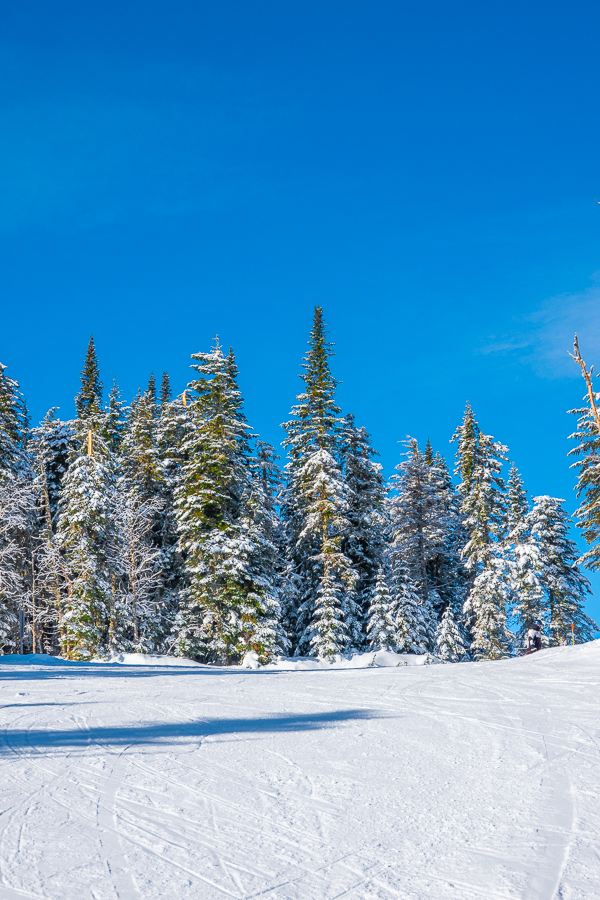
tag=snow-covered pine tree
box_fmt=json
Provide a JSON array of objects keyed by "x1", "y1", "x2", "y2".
[
  {"x1": 0, "y1": 360, "x2": 29, "y2": 477},
  {"x1": 435, "y1": 604, "x2": 469, "y2": 662},
  {"x1": 388, "y1": 438, "x2": 452, "y2": 648},
  {"x1": 174, "y1": 340, "x2": 285, "y2": 663},
  {"x1": 568, "y1": 335, "x2": 600, "y2": 571},
  {"x1": 502, "y1": 464, "x2": 544, "y2": 647},
  {"x1": 281, "y1": 307, "x2": 360, "y2": 658},
  {"x1": 339, "y1": 414, "x2": 386, "y2": 638},
  {"x1": 389, "y1": 555, "x2": 428, "y2": 653},
  {"x1": 104, "y1": 380, "x2": 127, "y2": 455},
  {"x1": 32, "y1": 410, "x2": 77, "y2": 526},
  {"x1": 366, "y1": 566, "x2": 397, "y2": 651},
  {"x1": 524, "y1": 496, "x2": 597, "y2": 645},
  {"x1": 75, "y1": 336, "x2": 103, "y2": 422},
  {"x1": 160, "y1": 371, "x2": 172, "y2": 408},
  {"x1": 452, "y1": 403, "x2": 513, "y2": 660},
  {"x1": 425, "y1": 449, "x2": 470, "y2": 620},
  {"x1": 506, "y1": 464, "x2": 529, "y2": 536},
  {"x1": 0, "y1": 474, "x2": 36, "y2": 652},
  {"x1": 111, "y1": 485, "x2": 162, "y2": 651},
  {"x1": 155, "y1": 384, "x2": 188, "y2": 641},
  {"x1": 56, "y1": 339, "x2": 118, "y2": 659},
  {"x1": 121, "y1": 377, "x2": 162, "y2": 503},
  {"x1": 27, "y1": 410, "x2": 78, "y2": 653},
  {"x1": 0, "y1": 361, "x2": 36, "y2": 652}
]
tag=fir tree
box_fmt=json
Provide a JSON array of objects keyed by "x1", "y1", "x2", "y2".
[
  {"x1": 388, "y1": 438, "x2": 464, "y2": 647},
  {"x1": 121, "y1": 388, "x2": 162, "y2": 503},
  {"x1": 525, "y1": 496, "x2": 597, "y2": 645},
  {"x1": 366, "y1": 566, "x2": 397, "y2": 651},
  {"x1": 568, "y1": 343, "x2": 600, "y2": 570},
  {"x1": 175, "y1": 340, "x2": 285, "y2": 663},
  {"x1": 281, "y1": 307, "x2": 359, "y2": 657},
  {"x1": 155, "y1": 391, "x2": 189, "y2": 636},
  {"x1": 426, "y1": 449, "x2": 470, "y2": 619},
  {"x1": 390, "y1": 557, "x2": 428, "y2": 653},
  {"x1": 75, "y1": 336, "x2": 103, "y2": 423},
  {"x1": 506, "y1": 464, "x2": 529, "y2": 536},
  {"x1": 160, "y1": 372, "x2": 172, "y2": 408},
  {"x1": 111, "y1": 485, "x2": 162, "y2": 651},
  {"x1": 56, "y1": 431, "x2": 117, "y2": 659},
  {"x1": 339, "y1": 414, "x2": 386, "y2": 635},
  {"x1": 31, "y1": 410, "x2": 77, "y2": 527},
  {"x1": 104, "y1": 380, "x2": 127, "y2": 454},
  {"x1": 56, "y1": 343, "x2": 117, "y2": 659},
  {"x1": 435, "y1": 605, "x2": 469, "y2": 662},
  {"x1": 452, "y1": 404, "x2": 513, "y2": 659},
  {"x1": 502, "y1": 464, "x2": 542, "y2": 646},
  {"x1": 0, "y1": 361, "x2": 29, "y2": 476},
  {"x1": 0, "y1": 473, "x2": 37, "y2": 653},
  {"x1": 389, "y1": 439, "x2": 440, "y2": 623}
]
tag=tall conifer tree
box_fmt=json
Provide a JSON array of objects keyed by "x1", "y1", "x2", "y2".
[
  {"x1": 281, "y1": 308, "x2": 359, "y2": 657},
  {"x1": 339, "y1": 414, "x2": 386, "y2": 636},
  {"x1": 174, "y1": 341, "x2": 285, "y2": 663},
  {"x1": 524, "y1": 496, "x2": 596, "y2": 645},
  {"x1": 452, "y1": 404, "x2": 513, "y2": 659},
  {"x1": 56, "y1": 341, "x2": 117, "y2": 659}
]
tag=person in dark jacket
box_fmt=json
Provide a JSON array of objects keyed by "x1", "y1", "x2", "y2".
[{"x1": 527, "y1": 620, "x2": 542, "y2": 652}]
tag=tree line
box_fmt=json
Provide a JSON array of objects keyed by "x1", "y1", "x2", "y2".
[{"x1": 0, "y1": 308, "x2": 597, "y2": 663}]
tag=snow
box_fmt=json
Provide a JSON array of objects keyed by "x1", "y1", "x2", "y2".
[{"x1": 1, "y1": 643, "x2": 600, "y2": 899}]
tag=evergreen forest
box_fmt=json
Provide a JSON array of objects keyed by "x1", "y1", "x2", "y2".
[{"x1": 0, "y1": 309, "x2": 598, "y2": 663}]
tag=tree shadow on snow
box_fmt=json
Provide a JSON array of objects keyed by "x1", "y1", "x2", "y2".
[{"x1": 0, "y1": 707, "x2": 383, "y2": 753}]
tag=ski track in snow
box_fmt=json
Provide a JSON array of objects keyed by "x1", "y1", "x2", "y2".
[{"x1": 1, "y1": 645, "x2": 600, "y2": 899}]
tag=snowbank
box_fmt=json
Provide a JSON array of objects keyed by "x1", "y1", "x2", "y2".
[
  {"x1": 102, "y1": 652, "x2": 209, "y2": 667},
  {"x1": 262, "y1": 649, "x2": 440, "y2": 670}
]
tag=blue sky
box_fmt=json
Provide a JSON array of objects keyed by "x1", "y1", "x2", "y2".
[{"x1": 1, "y1": 0, "x2": 600, "y2": 617}]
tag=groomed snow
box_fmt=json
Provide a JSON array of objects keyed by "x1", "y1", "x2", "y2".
[{"x1": 1, "y1": 643, "x2": 599, "y2": 899}]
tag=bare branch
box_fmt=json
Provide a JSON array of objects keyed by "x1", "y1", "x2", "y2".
[{"x1": 569, "y1": 334, "x2": 600, "y2": 437}]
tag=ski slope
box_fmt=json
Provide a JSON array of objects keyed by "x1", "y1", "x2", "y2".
[{"x1": 1, "y1": 644, "x2": 599, "y2": 900}]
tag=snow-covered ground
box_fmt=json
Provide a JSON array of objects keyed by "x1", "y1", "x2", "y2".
[{"x1": 1, "y1": 644, "x2": 599, "y2": 900}]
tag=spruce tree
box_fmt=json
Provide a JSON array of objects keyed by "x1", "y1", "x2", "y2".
[
  {"x1": 569, "y1": 366, "x2": 600, "y2": 570},
  {"x1": 155, "y1": 390, "x2": 189, "y2": 637},
  {"x1": 388, "y1": 438, "x2": 467, "y2": 647},
  {"x1": 31, "y1": 410, "x2": 77, "y2": 526},
  {"x1": 388, "y1": 439, "x2": 442, "y2": 641},
  {"x1": 104, "y1": 380, "x2": 127, "y2": 454},
  {"x1": 435, "y1": 605, "x2": 469, "y2": 662},
  {"x1": 56, "y1": 342, "x2": 117, "y2": 659},
  {"x1": 121, "y1": 384, "x2": 162, "y2": 503},
  {"x1": 366, "y1": 566, "x2": 397, "y2": 651},
  {"x1": 502, "y1": 464, "x2": 542, "y2": 647},
  {"x1": 160, "y1": 371, "x2": 172, "y2": 408},
  {"x1": 174, "y1": 340, "x2": 285, "y2": 663},
  {"x1": 390, "y1": 557, "x2": 428, "y2": 653},
  {"x1": 452, "y1": 404, "x2": 513, "y2": 660},
  {"x1": 281, "y1": 307, "x2": 359, "y2": 657},
  {"x1": 339, "y1": 414, "x2": 386, "y2": 636},
  {"x1": 0, "y1": 360, "x2": 29, "y2": 476},
  {"x1": 506, "y1": 464, "x2": 529, "y2": 536},
  {"x1": 426, "y1": 450, "x2": 470, "y2": 620},
  {"x1": 75, "y1": 336, "x2": 103, "y2": 422},
  {"x1": 525, "y1": 496, "x2": 596, "y2": 645},
  {"x1": 56, "y1": 430, "x2": 117, "y2": 658}
]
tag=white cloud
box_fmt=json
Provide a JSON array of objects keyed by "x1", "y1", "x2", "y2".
[{"x1": 479, "y1": 279, "x2": 600, "y2": 379}]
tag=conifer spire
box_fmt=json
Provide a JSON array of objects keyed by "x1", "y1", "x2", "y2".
[
  {"x1": 160, "y1": 372, "x2": 172, "y2": 407},
  {"x1": 75, "y1": 336, "x2": 103, "y2": 422},
  {"x1": 281, "y1": 307, "x2": 359, "y2": 657},
  {"x1": 146, "y1": 373, "x2": 156, "y2": 407}
]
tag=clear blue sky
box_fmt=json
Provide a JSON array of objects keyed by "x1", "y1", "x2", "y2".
[{"x1": 2, "y1": 0, "x2": 600, "y2": 617}]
